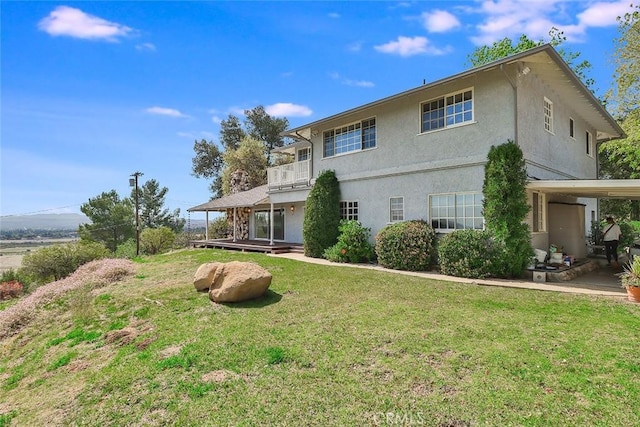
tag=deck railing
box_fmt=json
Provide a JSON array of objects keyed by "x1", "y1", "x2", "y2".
[{"x1": 267, "y1": 160, "x2": 310, "y2": 188}]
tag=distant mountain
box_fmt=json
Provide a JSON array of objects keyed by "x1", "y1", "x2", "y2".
[
  {"x1": 0, "y1": 213, "x2": 209, "y2": 231},
  {"x1": 0, "y1": 213, "x2": 90, "y2": 231}
]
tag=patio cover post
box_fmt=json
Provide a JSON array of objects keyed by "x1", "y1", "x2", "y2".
[
  {"x1": 205, "y1": 211, "x2": 209, "y2": 240},
  {"x1": 269, "y1": 203, "x2": 274, "y2": 245},
  {"x1": 233, "y1": 207, "x2": 237, "y2": 242}
]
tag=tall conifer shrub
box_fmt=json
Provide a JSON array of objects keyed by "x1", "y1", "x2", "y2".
[
  {"x1": 303, "y1": 170, "x2": 341, "y2": 258},
  {"x1": 483, "y1": 140, "x2": 533, "y2": 277}
]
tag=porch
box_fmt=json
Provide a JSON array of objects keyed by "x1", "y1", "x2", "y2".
[{"x1": 190, "y1": 239, "x2": 304, "y2": 255}]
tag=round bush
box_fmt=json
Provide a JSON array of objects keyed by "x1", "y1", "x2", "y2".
[
  {"x1": 324, "y1": 220, "x2": 375, "y2": 263},
  {"x1": 374, "y1": 220, "x2": 435, "y2": 271},
  {"x1": 438, "y1": 229, "x2": 504, "y2": 279}
]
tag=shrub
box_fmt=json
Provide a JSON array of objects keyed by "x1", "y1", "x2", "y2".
[
  {"x1": 115, "y1": 238, "x2": 138, "y2": 259},
  {"x1": 140, "y1": 226, "x2": 176, "y2": 255},
  {"x1": 303, "y1": 170, "x2": 341, "y2": 258},
  {"x1": 22, "y1": 241, "x2": 110, "y2": 284},
  {"x1": 324, "y1": 220, "x2": 375, "y2": 263},
  {"x1": 438, "y1": 229, "x2": 505, "y2": 279},
  {"x1": 375, "y1": 220, "x2": 435, "y2": 271},
  {"x1": 208, "y1": 216, "x2": 230, "y2": 238},
  {"x1": 483, "y1": 140, "x2": 532, "y2": 277}
]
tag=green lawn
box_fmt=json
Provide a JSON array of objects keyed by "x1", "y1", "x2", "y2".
[{"x1": 1, "y1": 249, "x2": 639, "y2": 426}]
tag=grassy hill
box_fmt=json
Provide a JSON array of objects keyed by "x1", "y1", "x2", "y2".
[{"x1": 1, "y1": 249, "x2": 639, "y2": 426}]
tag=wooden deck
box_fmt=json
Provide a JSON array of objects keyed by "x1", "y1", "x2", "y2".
[{"x1": 190, "y1": 239, "x2": 303, "y2": 254}]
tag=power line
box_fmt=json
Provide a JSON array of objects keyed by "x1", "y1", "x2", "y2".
[{"x1": 0, "y1": 205, "x2": 84, "y2": 218}]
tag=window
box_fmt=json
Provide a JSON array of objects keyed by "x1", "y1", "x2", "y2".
[
  {"x1": 340, "y1": 201, "x2": 359, "y2": 221},
  {"x1": 544, "y1": 97, "x2": 553, "y2": 133},
  {"x1": 323, "y1": 117, "x2": 376, "y2": 158},
  {"x1": 429, "y1": 193, "x2": 484, "y2": 231},
  {"x1": 532, "y1": 192, "x2": 546, "y2": 232},
  {"x1": 389, "y1": 197, "x2": 404, "y2": 222},
  {"x1": 297, "y1": 147, "x2": 310, "y2": 162},
  {"x1": 569, "y1": 118, "x2": 575, "y2": 138},
  {"x1": 586, "y1": 131, "x2": 593, "y2": 157},
  {"x1": 253, "y1": 209, "x2": 284, "y2": 240},
  {"x1": 421, "y1": 88, "x2": 473, "y2": 133}
]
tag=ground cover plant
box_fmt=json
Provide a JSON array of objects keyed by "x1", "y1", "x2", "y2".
[{"x1": 1, "y1": 249, "x2": 639, "y2": 426}]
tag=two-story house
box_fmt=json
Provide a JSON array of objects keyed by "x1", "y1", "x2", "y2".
[{"x1": 190, "y1": 44, "x2": 638, "y2": 258}]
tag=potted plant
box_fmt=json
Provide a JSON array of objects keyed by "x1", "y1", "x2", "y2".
[{"x1": 620, "y1": 257, "x2": 640, "y2": 303}]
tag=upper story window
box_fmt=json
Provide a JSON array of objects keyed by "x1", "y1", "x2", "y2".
[
  {"x1": 340, "y1": 201, "x2": 359, "y2": 221},
  {"x1": 569, "y1": 118, "x2": 575, "y2": 139},
  {"x1": 586, "y1": 131, "x2": 593, "y2": 157},
  {"x1": 297, "y1": 147, "x2": 310, "y2": 162},
  {"x1": 323, "y1": 117, "x2": 376, "y2": 158},
  {"x1": 544, "y1": 97, "x2": 553, "y2": 133},
  {"x1": 421, "y1": 88, "x2": 473, "y2": 133}
]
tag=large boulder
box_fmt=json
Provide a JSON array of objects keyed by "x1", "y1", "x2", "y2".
[
  {"x1": 193, "y1": 262, "x2": 222, "y2": 291},
  {"x1": 209, "y1": 261, "x2": 272, "y2": 303}
]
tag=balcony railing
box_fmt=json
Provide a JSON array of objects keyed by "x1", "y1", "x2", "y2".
[{"x1": 267, "y1": 160, "x2": 310, "y2": 189}]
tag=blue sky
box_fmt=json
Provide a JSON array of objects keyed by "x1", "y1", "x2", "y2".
[{"x1": 0, "y1": 1, "x2": 633, "y2": 221}]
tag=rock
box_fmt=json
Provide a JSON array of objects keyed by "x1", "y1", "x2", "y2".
[
  {"x1": 193, "y1": 262, "x2": 222, "y2": 291},
  {"x1": 209, "y1": 261, "x2": 272, "y2": 303}
]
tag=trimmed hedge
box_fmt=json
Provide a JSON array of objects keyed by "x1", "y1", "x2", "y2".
[
  {"x1": 375, "y1": 220, "x2": 435, "y2": 271},
  {"x1": 438, "y1": 229, "x2": 505, "y2": 279}
]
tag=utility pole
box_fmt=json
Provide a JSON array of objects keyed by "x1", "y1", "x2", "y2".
[{"x1": 129, "y1": 171, "x2": 143, "y2": 256}]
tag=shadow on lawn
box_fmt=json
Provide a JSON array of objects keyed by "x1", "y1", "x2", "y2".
[{"x1": 221, "y1": 289, "x2": 283, "y2": 308}]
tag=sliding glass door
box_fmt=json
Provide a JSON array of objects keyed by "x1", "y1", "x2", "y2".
[{"x1": 254, "y1": 209, "x2": 284, "y2": 240}]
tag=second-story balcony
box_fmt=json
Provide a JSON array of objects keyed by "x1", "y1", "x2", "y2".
[{"x1": 267, "y1": 159, "x2": 311, "y2": 189}]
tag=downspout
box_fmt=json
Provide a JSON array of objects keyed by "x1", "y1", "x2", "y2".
[{"x1": 500, "y1": 64, "x2": 518, "y2": 144}]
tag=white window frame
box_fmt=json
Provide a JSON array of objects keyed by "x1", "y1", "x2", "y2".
[
  {"x1": 420, "y1": 87, "x2": 474, "y2": 133},
  {"x1": 569, "y1": 117, "x2": 575, "y2": 139},
  {"x1": 389, "y1": 197, "x2": 404, "y2": 223},
  {"x1": 532, "y1": 192, "x2": 546, "y2": 233},
  {"x1": 586, "y1": 131, "x2": 593, "y2": 157},
  {"x1": 323, "y1": 117, "x2": 376, "y2": 158},
  {"x1": 544, "y1": 97, "x2": 554, "y2": 134},
  {"x1": 340, "y1": 200, "x2": 359, "y2": 221},
  {"x1": 297, "y1": 147, "x2": 310, "y2": 162},
  {"x1": 429, "y1": 192, "x2": 484, "y2": 232}
]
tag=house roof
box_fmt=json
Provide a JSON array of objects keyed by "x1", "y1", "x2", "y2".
[
  {"x1": 528, "y1": 179, "x2": 640, "y2": 200},
  {"x1": 187, "y1": 185, "x2": 270, "y2": 212},
  {"x1": 282, "y1": 44, "x2": 624, "y2": 142}
]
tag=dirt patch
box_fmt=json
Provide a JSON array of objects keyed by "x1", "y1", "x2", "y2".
[
  {"x1": 201, "y1": 369, "x2": 239, "y2": 383},
  {"x1": 158, "y1": 344, "x2": 183, "y2": 359}
]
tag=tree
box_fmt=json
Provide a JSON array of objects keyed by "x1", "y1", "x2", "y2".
[
  {"x1": 192, "y1": 105, "x2": 290, "y2": 198},
  {"x1": 192, "y1": 138, "x2": 224, "y2": 197},
  {"x1": 303, "y1": 170, "x2": 341, "y2": 258},
  {"x1": 219, "y1": 114, "x2": 245, "y2": 151},
  {"x1": 468, "y1": 28, "x2": 594, "y2": 91},
  {"x1": 79, "y1": 190, "x2": 134, "y2": 252},
  {"x1": 220, "y1": 137, "x2": 269, "y2": 195},
  {"x1": 132, "y1": 179, "x2": 185, "y2": 232},
  {"x1": 244, "y1": 105, "x2": 289, "y2": 159},
  {"x1": 483, "y1": 140, "x2": 532, "y2": 277},
  {"x1": 600, "y1": 3, "x2": 640, "y2": 219},
  {"x1": 609, "y1": 3, "x2": 639, "y2": 116}
]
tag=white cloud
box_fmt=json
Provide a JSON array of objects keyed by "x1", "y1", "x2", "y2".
[
  {"x1": 211, "y1": 115, "x2": 223, "y2": 124},
  {"x1": 177, "y1": 131, "x2": 215, "y2": 140},
  {"x1": 328, "y1": 12, "x2": 341, "y2": 19},
  {"x1": 329, "y1": 72, "x2": 375, "y2": 88},
  {"x1": 421, "y1": 10, "x2": 461, "y2": 33},
  {"x1": 136, "y1": 42, "x2": 156, "y2": 52},
  {"x1": 374, "y1": 36, "x2": 450, "y2": 57},
  {"x1": 347, "y1": 41, "x2": 363, "y2": 52},
  {"x1": 265, "y1": 103, "x2": 313, "y2": 117},
  {"x1": 578, "y1": 0, "x2": 631, "y2": 27},
  {"x1": 470, "y1": 0, "x2": 632, "y2": 45},
  {"x1": 145, "y1": 106, "x2": 187, "y2": 118},
  {"x1": 38, "y1": 6, "x2": 134, "y2": 42}
]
